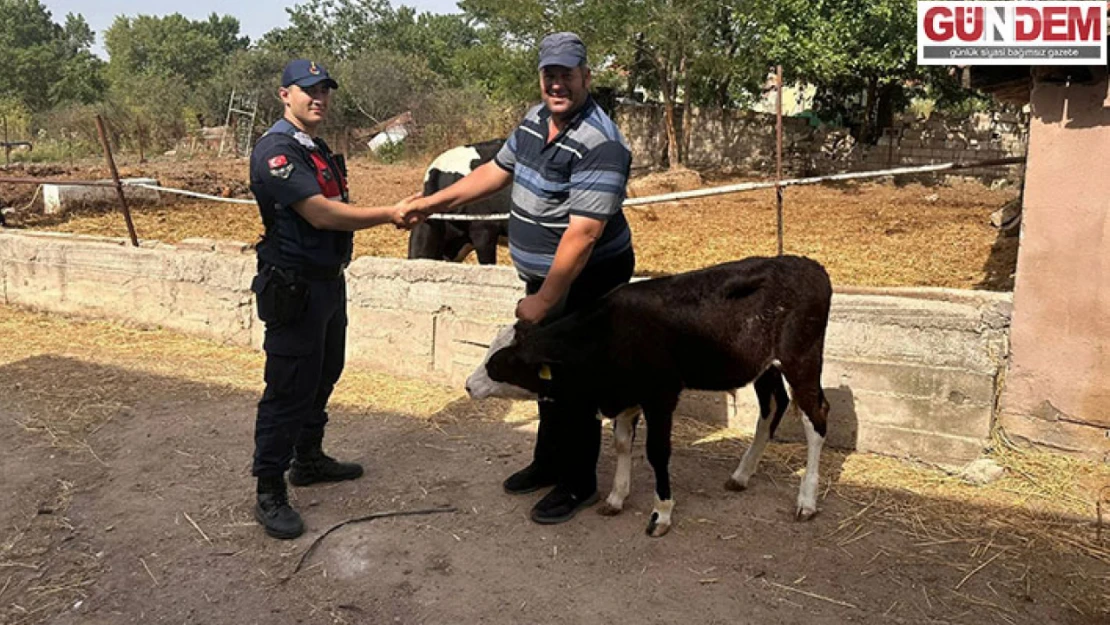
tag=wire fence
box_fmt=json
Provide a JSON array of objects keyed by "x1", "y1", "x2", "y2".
[{"x1": 1, "y1": 157, "x2": 1024, "y2": 232}]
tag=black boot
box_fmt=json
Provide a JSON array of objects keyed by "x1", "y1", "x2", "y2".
[
  {"x1": 503, "y1": 462, "x2": 557, "y2": 494},
  {"x1": 254, "y1": 475, "x2": 304, "y2": 539},
  {"x1": 288, "y1": 438, "x2": 364, "y2": 487},
  {"x1": 504, "y1": 400, "x2": 559, "y2": 494},
  {"x1": 530, "y1": 485, "x2": 599, "y2": 524}
]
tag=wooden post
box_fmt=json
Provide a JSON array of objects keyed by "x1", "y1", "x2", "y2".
[
  {"x1": 95, "y1": 115, "x2": 139, "y2": 247},
  {"x1": 3, "y1": 116, "x2": 9, "y2": 166},
  {"x1": 886, "y1": 128, "x2": 896, "y2": 168},
  {"x1": 775, "y1": 65, "x2": 784, "y2": 256}
]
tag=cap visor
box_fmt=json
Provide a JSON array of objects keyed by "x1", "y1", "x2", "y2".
[
  {"x1": 294, "y1": 75, "x2": 339, "y2": 90},
  {"x1": 538, "y1": 54, "x2": 583, "y2": 69}
]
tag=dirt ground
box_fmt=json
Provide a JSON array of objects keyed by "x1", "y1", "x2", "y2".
[
  {"x1": 1, "y1": 155, "x2": 1021, "y2": 290},
  {"x1": 1, "y1": 305, "x2": 1107, "y2": 625}
]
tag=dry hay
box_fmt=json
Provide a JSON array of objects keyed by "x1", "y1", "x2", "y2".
[
  {"x1": 5, "y1": 157, "x2": 1020, "y2": 290},
  {"x1": 674, "y1": 414, "x2": 1110, "y2": 614},
  {"x1": 0, "y1": 304, "x2": 525, "y2": 444},
  {"x1": 1, "y1": 307, "x2": 110, "y2": 624},
  {"x1": 627, "y1": 167, "x2": 705, "y2": 197},
  {"x1": 0, "y1": 477, "x2": 102, "y2": 625}
]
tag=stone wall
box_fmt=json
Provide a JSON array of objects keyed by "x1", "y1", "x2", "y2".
[
  {"x1": 0, "y1": 230, "x2": 1015, "y2": 467},
  {"x1": 615, "y1": 104, "x2": 1027, "y2": 183}
]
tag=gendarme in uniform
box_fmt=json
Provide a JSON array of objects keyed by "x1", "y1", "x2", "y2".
[{"x1": 247, "y1": 59, "x2": 362, "y2": 539}]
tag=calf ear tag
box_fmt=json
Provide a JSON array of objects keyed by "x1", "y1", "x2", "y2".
[{"x1": 538, "y1": 364, "x2": 552, "y2": 380}]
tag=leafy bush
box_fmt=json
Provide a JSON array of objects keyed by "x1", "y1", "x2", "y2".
[{"x1": 373, "y1": 139, "x2": 406, "y2": 164}]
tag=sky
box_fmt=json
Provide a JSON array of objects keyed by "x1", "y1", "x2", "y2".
[{"x1": 41, "y1": 0, "x2": 463, "y2": 58}]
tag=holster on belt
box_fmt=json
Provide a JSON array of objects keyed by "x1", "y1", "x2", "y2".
[{"x1": 251, "y1": 265, "x2": 310, "y2": 325}]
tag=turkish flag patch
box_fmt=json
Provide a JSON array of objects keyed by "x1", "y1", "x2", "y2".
[{"x1": 268, "y1": 155, "x2": 288, "y2": 168}]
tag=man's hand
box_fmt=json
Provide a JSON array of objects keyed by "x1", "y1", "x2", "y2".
[
  {"x1": 516, "y1": 293, "x2": 556, "y2": 324},
  {"x1": 519, "y1": 216, "x2": 604, "y2": 320},
  {"x1": 392, "y1": 193, "x2": 428, "y2": 230}
]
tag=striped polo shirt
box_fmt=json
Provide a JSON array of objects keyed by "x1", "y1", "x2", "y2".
[{"x1": 494, "y1": 97, "x2": 633, "y2": 280}]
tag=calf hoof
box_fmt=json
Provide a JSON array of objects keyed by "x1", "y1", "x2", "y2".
[
  {"x1": 596, "y1": 502, "x2": 623, "y2": 516},
  {"x1": 645, "y1": 513, "x2": 671, "y2": 538},
  {"x1": 794, "y1": 506, "x2": 819, "y2": 522},
  {"x1": 724, "y1": 477, "x2": 747, "y2": 492}
]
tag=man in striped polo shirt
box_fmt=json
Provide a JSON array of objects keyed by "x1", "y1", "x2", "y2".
[{"x1": 401, "y1": 32, "x2": 636, "y2": 524}]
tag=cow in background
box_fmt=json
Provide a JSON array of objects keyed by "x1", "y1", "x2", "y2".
[{"x1": 408, "y1": 139, "x2": 509, "y2": 265}]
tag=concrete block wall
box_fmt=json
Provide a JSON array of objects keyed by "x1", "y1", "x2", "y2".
[
  {"x1": 0, "y1": 230, "x2": 1012, "y2": 467},
  {"x1": 1, "y1": 232, "x2": 256, "y2": 344}
]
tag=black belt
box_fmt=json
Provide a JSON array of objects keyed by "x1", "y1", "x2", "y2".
[
  {"x1": 298, "y1": 264, "x2": 345, "y2": 281},
  {"x1": 262, "y1": 263, "x2": 344, "y2": 281},
  {"x1": 301, "y1": 264, "x2": 344, "y2": 280}
]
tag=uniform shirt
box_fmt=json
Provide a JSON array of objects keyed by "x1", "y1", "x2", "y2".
[
  {"x1": 494, "y1": 97, "x2": 633, "y2": 280},
  {"x1": 249, "y1": 119, "x2": 352, "y2": 269}
]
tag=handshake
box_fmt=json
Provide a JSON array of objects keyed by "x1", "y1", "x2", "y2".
[{"x1": 390, "y1": 193, "x2": 433, "y2": 230}]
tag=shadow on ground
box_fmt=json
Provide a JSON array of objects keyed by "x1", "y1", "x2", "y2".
[{"x1": 0, "y1": 355, "x2": 1105, "y2": 625}]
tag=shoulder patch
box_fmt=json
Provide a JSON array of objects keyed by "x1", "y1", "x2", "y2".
[
  {"x1": 269, "y1": 158, "x2": 294, "y2": 179},
  {"x1": 292, "y1": 131, "x2": 317, "y2": 150}
]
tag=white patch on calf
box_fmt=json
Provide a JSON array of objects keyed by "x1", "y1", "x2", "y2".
[
  {"x1": 423, "y1": 145, "x2": 482, "y2": 183},
  {"x1": 730, "y1": 394, "x2": 775, "y2": 490},
  {"x1": 796, "y1": 413, "x2": 824, "y2": 521},
  {"x1": 648, "y1": 494, "x2": 675, "y2": 537},
  {"x1": 602, "y1": 408, "x2": 639, "y2": 513},
  {"x1": 464, "y1": 325, "x2": 537, "y2": 401}
]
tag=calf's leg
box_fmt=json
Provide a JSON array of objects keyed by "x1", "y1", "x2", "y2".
[
  {"x1": 598, "y1": 408, "x2": 640, "y2": 516},
  {"x1": 782, "y1": 356, "x2": 829, "y2": 521},
  {"x1": 726, "y1": 368, "x2": 788, "y2": 491},
  {"x1": 643, "y1": 397, "x2": 678, "y2": 537}
]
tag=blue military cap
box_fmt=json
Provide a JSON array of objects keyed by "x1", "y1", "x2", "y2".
[
  {"x1": 538, "y1": 32, "x2": 587, "y2": 69},
  {"x1": 281, "y1": 59, "x2": 339, "y2": 90}
]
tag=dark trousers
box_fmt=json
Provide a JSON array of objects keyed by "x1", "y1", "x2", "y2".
[
  {"x1": 526, "y1": 249, "x2": 635, "y2": 494},
  {"x1": 252, "y1": 275, "x2": 347, "y2": 478}
]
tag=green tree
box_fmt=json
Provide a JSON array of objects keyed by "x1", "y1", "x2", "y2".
[
  {"x1": 330, "y1": 49, "x2": 441, "y2": 127},
  {"x1": 103, "y1": 13, "x2": 249, "y2": 158},
  {"x1": 264, "y1": 0, "x2": 391, "y2": 57},
  {"x1": 460, "y1": 0, "x2": 767, "y2": 168},
  {"x1": 760, "y1": 0, "x2": 919, "y2": 143},
  {"x1": 589, "y1": 0, "x2": 737, "y2": 169},
  {"x1": 0, "y1": 0, "x2": 62, "y2": 111},
  {"x1": 0, "y1": 1, "x2": 104, "y2": 111},
  {"x1": 203, "y1": 47, "x2": 290, "y2": 130},
  {"x1": 104, "y1": 14, "x2": 249, "y2": 88},
  {"x1": 106, "y1": 71, "x2": 191, "y2": 161},
  {"x1": 359, "y1": 6, "x2": 478, "y2": 79},
  {"x1": 52, "y1": 14, "x2": 106, "y2": 105},
  {"x1": 453, "y1": 0, "x2": 562, "y2": 102},
  {"x1": 263, "y1": 0, "x2": 478, "y2": 80}
]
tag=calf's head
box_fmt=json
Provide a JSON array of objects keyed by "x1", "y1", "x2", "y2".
[
  {"x1": 466, "y1": 308, "x2": 606, "y2": 401},
  {"x1": 465, "y1": 323, "x2": 549, "y2": 400}
]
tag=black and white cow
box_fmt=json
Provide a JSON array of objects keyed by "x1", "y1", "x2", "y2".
[
  {"x1": 465, "y1": 255, "x2": 833, "y2": 537},
  {"x1": 408, "y1": 139, "x2": 510, "y2": 265}
]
